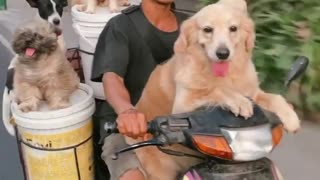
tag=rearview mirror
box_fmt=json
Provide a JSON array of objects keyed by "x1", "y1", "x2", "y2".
[{"x1": 285, "y1": 56, "x2": 309, "y2": 87}]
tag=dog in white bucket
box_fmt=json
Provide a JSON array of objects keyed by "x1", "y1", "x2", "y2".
[{"x1": 11, "y1": 20, "x2": 80, "y2": 112}]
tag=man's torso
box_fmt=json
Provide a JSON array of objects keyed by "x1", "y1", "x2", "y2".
[{"x1": 93, "y1": 5, "x2": 189, "y2": 141}]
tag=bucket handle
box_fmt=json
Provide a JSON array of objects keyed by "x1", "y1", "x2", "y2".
[{"x1": 2, "y1": 87, "x2": 15, "y2": 136}]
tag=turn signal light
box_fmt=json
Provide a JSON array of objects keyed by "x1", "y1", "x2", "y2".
[
  {"x1": 272, "y1": 125, "x2": 283, "y2": 147},
  {"x1": 193, "y1": 135, "x2": 232, "y2": 160}
]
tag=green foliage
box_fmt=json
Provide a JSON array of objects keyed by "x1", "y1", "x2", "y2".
[
  {"x1": 0, "y1": 0, "x2": 7, "y2": 10},
  {"x1": 200, "y1": 0, "x2": 320, "y2": 112}
]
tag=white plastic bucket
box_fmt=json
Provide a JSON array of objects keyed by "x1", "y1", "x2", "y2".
[
  {"x1": 72, "y1": 5, "x2": 119, "y2": 100},
  {"x1": 3, "y1": 83, "x2": 96, "y2": 180},
  {"x1": 71, "y1": 0, "x2": 141, "y2": 100},
  {"x1": 77, "y1": 32, "x2": 105, "y2": 99}
]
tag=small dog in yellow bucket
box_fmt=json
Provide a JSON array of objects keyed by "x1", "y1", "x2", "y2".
[{"x1": 11, "y1": 20, "x2": 79, "y2": 112}]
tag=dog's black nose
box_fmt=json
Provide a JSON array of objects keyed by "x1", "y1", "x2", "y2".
[
  {"x1": 53, "y1": 18, "x2": 60, "y2": 25},
  {"x1": 216, "y1": 47, "x2": 230, "y2": 60}
]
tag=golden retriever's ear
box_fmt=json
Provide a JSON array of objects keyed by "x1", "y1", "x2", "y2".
[
  {"x1": 174, "y1": 18, "x2": 197, "y2": 53},
  {"x1": 242, "y1": 17, "x2": 255, "y2": 53}
]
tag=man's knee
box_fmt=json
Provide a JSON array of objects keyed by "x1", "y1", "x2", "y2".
[
  {"x1": 101, "y1": 134, "x2": 143, "y2": 180},
  {"x1": 119, "y1": 168, "x2": 145, "y2": 180}
]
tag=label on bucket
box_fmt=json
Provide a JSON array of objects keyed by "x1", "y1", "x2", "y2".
[{"x1": 19, "y1": 120, "x2": 94, "y2": 180}]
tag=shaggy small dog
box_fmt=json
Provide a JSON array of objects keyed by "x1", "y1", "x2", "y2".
[
  {"x1": 12, "y1": 20, "x2": 80, "y2": 112},
  {"x1": 71, "y1": 0, "x2": 130, "y2": 13}
]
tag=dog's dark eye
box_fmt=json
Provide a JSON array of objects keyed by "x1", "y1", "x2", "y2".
[
  {"x1": 203, "y1": 27, "x2": 213, "y2": 33},
  {"x1": 230, "y1": 26, "x2": 238, "y2": 32}
]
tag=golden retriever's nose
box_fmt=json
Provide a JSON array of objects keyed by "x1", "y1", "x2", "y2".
[{"x1": 216, "y1": 47, "x2": 230, "y2": 60}]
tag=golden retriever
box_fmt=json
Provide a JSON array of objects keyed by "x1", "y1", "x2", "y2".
[
  {"x1": 125, "y1": 0, "x2": 298, "y2": 179},
  {"x1": 71, "y1": 0, "x2": 130, "y2": 13}
]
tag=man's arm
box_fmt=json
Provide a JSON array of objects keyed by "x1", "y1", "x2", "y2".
[
  {"x1": 92, "y1": 17, "x2": 147, "y2": 138},
  {"x1": 103, "y1": 72, "x2": 133, "y2": 114},
  {"x1": 103, "y1": 72, "x2": 147, "y2": 138}
]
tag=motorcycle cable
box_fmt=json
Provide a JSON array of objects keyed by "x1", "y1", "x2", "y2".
[{"x1": 157, "y1": 146, "x2": 206, "y2": 160}]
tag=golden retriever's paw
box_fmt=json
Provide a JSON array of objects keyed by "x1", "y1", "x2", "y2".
[
  {"x1": 224, "y1": 95, "x2": 253, "y2": 119},
  {"x1": 120, "y1": 0, "x2": 130, "y2": 6},
  {"x1": 278, "y1": 108, "x2": 301, "y2": 133},
  {"x1": 271, "y1": 95, "x2": 301, "y2": 133},
  {"x1": 84, "y1": 8, "x2": 95, "y2": 14},
  {"x1": 18, "y1": 100, "x2": 39, "y2": 113},
  {"x1": 49, "y1": 100, "x2": 71, "y2": 110},
  {"x1": 76, "y1": 5, "x2": 86, "y2": 12},
  {"x1": 109, "y1": 7, "x2": 120, "y2": 13},
  {"x1": 239, "y1": 97, "x2": 254, "y2": 119}
]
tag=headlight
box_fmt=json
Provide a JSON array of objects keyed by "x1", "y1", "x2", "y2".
[
  {"x1": 192, "y1": 124, "x2": 283, "y2": 161},
  {"x1": 221, "y1": 124, "x2": 274, "y2": 161}
]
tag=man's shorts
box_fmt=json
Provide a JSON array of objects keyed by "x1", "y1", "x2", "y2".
[{"x1": 101, "y1": 134, "x2": 143, "y2": 180}]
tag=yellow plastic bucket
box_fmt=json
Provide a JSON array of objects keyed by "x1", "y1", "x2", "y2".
[{"x1": 7, "y1": 83, "x2": 95, "y2": 180}]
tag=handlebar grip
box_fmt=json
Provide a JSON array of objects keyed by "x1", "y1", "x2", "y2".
[{"x1": 104, "y1": 122, "x2": 157, "y2": 134}]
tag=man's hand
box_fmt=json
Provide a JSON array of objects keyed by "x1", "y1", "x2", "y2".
[
  {"x1": 117, "y1": 108, "x2": 147, "y2": 138},
  {"x1": 103, "y1": 72, "x2": 149, "y2": 138}
]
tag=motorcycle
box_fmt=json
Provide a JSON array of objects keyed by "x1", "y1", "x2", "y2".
[{"x1": 104, "y1": 56, "x2": 309, "y2": 180}]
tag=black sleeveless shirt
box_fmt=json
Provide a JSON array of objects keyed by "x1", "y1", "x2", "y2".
[{"x1": 91, "y1": 5, "x2": 189, "y2": 142}]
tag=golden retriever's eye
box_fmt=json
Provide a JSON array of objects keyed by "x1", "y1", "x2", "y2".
[
  {"x1": 230, "y1": 26, "x2": 238, "y2": 32},
  {"x1": 203, "y1": 27, "x2": 213, "y2": 33}
]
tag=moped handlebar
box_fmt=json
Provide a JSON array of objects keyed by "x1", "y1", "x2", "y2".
[{"x1": 104, "y1": 121, "x2": 158, "y2": 134}]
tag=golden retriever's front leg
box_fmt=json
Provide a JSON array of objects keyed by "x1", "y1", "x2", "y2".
[
  {"x1": 119, "y1": 0, "x2": 130, "y2": 6},
  {"x1": 85, "y1": 0, "x2": 97, "y2": 13},
  {"x1": 172, "y1": 87, "x2": 253, "y2": 119},
  {"x1": 76, "y1": 4, "x2": 86, "y2": 12},
  {"x1": 109, "y1": 0, "x2": 119, "y2": 13},
  {"x1": 254, "y1": 90, "x2": 300, "y2": 132}
]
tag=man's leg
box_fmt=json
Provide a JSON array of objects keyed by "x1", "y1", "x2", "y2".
[
  {"x1": 101, "y1": 134, "x2": 145, "y2": 180},
  {"x1": 93, "y1": 139, "x2": 110, "y2": 180},
  {"x1": 92, "y1": 118, "x2": 110, "y2": 179},
  {"x1": 119, "y1": 169, "x2": 145, "y2": 180}
]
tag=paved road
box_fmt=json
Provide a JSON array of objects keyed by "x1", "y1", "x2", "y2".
[{"x1": 0, "y1": 0, "x2": 319, "y2": 179}]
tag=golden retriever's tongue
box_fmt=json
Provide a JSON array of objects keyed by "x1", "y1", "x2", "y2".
[
  {"x1": 25, "y1": 48, "x2": 36, "y2": 57},
  {"x1": 211, "y1": 62, "x2": 229, "y2": 77}
]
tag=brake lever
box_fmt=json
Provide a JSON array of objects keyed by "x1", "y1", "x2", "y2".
[
  {"x1": 112, "y1": 139, "x2": 165, "y2": 160},
  {"x1": 111, "y1": 129, "x2": 186, "y2": 160},
  {"x1": 109, "y1": 116, "x2": 190, "y2": 160}
]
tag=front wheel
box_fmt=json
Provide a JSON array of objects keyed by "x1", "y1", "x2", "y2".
[{"x1": 179, "y1": 158, "x2": 283, "y2": 180}]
